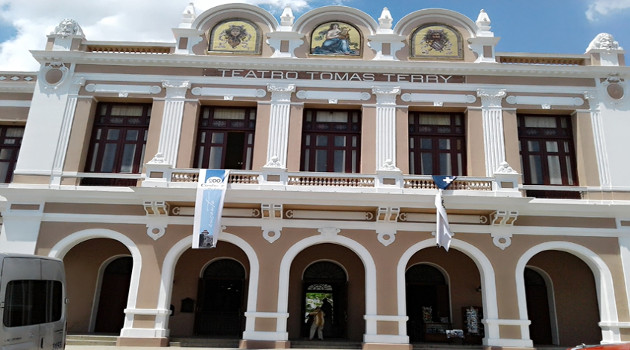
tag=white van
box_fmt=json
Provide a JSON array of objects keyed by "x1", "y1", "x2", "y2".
[{"x1": 0, "y1": 253, "x2": 66, "y2": 350}]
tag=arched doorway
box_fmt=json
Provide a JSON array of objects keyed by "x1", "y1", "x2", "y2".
[
  {"x1": 194, "y1": 259, "x2": 245, "y2": 337},
  {"x1": 526, "y1": 250, "x2": 600, "y2": 346},
  {"x1": 525, "y1": 267, "x2": 553, "y2": 345},
  {"x1": 94, "y1": 256, "x2": 132, "y2": 333},
  {"x1": 406, "y1": 264, "x2": 450, "y2": 342},
  {"x1": 301, "y1": 261, "x2": 347, "y2": 339}
]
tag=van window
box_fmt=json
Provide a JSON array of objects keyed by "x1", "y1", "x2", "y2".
[{"x1": 3, "y1": 280, "x2": 63, "y2": 327}]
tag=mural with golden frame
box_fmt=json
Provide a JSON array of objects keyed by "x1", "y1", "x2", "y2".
[
  {"x1": 208, "y1": 19, "x2": 261, "y2": 54},
  {"x1": 310, "y1": 21, "x2": 361, "y2": 57},
  {"x1": 411, "y1": 23, "x2": 463, "y2": 60}
]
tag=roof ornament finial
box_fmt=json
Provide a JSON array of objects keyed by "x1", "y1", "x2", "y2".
[
  {"x1": 586, "y1": 33, "x2": 623, "y2": 52},
  {"x1": 52, "y1": 19, "x2": 84, "y2": 38},
  {"x1": 180, "y1": 2, "x2": 196, "y2": 28},
  {"x1": 475, "y1": 9, "x2": 493, "y2": 37},
  {"x1": 378, "y1": 7, "x2": 393, "y2": 31},
  {"x1": 281, "y1": 6, "x2": 295, "y2": 27}
]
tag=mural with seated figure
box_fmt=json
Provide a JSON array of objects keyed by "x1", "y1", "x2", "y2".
[{"x1": 310, "y1": 21, "x2": 361, "y2": 56}]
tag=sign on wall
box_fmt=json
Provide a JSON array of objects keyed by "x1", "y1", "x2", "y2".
[{"x1": 192, "y1": 169, "x2": 230, "y2": 249}]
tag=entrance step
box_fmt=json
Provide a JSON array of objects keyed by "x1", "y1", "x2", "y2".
[
  {"x1": 169, "y1": 337, "x2": 240, "y2": 348},
  {"x1": 291, "y1": 340, "x2": 362, "y2": 349},
  {"x1": 412, "y1": 343, "x2": 483, "y2": 350},
  {"x1": 66, "y1": 334, "x2": 118, "y2": 346}
]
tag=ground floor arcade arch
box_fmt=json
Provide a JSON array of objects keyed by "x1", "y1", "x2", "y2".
[{"x1": 287, "y1": 243, "x2": 365, "y2": 341}]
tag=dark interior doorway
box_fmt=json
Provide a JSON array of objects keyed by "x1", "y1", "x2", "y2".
[
  {"x1": 224, "y1": 132, "x2": 246, "y2": 169},
  {"x1": 301, "y1": 261, "x2": 347, "y2": 339},
  {"x1": 525, "y1": 267, "x2": 553, "y2": 345},
  {"x1": 194, "y1": 259, "x2": 246, "y2": 337},
  {"x1": 94, "y1": 256, "x2": 132, "y2": 333},
  {"x1": 406, "y1": 264, "x2": 450, "y2": 342}
]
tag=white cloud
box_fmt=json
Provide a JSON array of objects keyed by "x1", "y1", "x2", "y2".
[
  {"x1": 0, "y1": 0, "x2": 314, "y2": 71},
  {"x1": 586, "y1": 0, "x2": 630, "y2": 21}
]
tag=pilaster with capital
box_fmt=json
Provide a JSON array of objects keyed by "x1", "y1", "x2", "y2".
[
  {"x1": 265, "y1": 84, "x2": 295, "y2": 169},
  {"x1": 152, "y1": 80, "x2": 190, "y2": 167},
  {"x1": 373, "y1": 87, "x2": 401, "y2": 171},
  {"x1": 50, "y1": 76, "x2": 86, "y2": 187},
  {"x1": 583, "y1": 91, "x2": 611, "y2": 187},
  {"x1": 477, "y1": 89, "x2": 507, "y2": 177}
]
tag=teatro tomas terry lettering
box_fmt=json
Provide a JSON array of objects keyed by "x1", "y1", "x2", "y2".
[{"x1": 215, "y1": 69, "x2": 456, "y2": 83}]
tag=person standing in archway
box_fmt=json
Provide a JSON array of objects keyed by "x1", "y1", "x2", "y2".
[{"x1": 309, "y1": 307, "x2": 325, "y2": 340}]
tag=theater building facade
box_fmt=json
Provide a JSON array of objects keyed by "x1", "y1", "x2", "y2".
[{"x1": 1, "y1": 3, "x2": 630, "y2": 350}]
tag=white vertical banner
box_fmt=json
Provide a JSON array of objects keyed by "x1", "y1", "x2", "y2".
[
  {"x1": 433, "y1": 175, "x2": 456, "y2": 251},
  {"x1": 193, "y1": 169, "x2": 229, "y2": 249}
]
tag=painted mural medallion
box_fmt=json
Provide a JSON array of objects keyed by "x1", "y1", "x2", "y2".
[
  {"x1": 411, "y1": 24, "x2": 463, "y2": 59},
  {"x1": 208, "y1": 19, "x2": 261, "y2": 54},
  {"x1": 310, "y1": 21, "x2": 361, "y2": 56}
]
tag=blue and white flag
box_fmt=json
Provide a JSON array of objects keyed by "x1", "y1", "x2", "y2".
[
  {"x1": 193, "y1": 169, "x2": 229, "y2": 249},
  {"x1": 433, "y1": 175, "x2": 456, "y2": 251}
]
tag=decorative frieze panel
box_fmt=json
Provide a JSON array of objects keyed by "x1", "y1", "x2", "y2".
[
  {"x1": 296, "y1": 90, "x2": 370, "y2": 104},
  {"x1": 506, "y1": 95, "x2": 584, "y2": 109},
  {"x1": 400, "y1": 213, "x2": 487, "y2": 224},
  {"x1": 85, "y1": 83, "x2": 161, "y2": 97},
  {"x1": 401, "y1": 93, "x2": 476, "y2": 106},
  {"x1": 285, "y1": 210, "x2": 373, "y2": 221},
  {"x1": 190, "y1": 86, "x2": 266, "y2": 100}
]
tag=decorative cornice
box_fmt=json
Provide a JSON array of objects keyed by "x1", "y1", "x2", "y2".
[{"x1": 30, "y1": 50, "x2": 625, "y2": 79}]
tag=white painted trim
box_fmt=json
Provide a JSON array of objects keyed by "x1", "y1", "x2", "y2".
[
  {"x1": 277, "y1": 233, "x2": 377, "y2": 335},
  {"x1": 515, "y1": 242, "x2": 620, "y2": 343},
  {"x1": 397, "y1": 239, "x2": 498, "y2": 344}
]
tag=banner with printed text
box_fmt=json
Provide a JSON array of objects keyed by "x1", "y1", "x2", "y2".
[{"x1": 192, "y1": 169, "x2": 229, "y2": 249}]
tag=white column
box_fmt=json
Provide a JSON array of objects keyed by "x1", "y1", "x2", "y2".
[
  {"x1": 152, "y1": 80, "x2": 190, "y2": 167},
  {"x1": 265, "y1": 84, "x2": 295, "y2": 168},
  {"x1": 477, "y1": 89, "x2": 507, "y2": 177},
  {"x1": 373, "y1": 87, "x2": 401, "y2": 171},
  {"x1": 50, "y1": 77, "x2": 85, "y2": 187}
]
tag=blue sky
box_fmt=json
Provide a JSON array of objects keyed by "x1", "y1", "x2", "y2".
[{"x1": 0, "y1": 0, "x2": 628, "y2": 71}]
